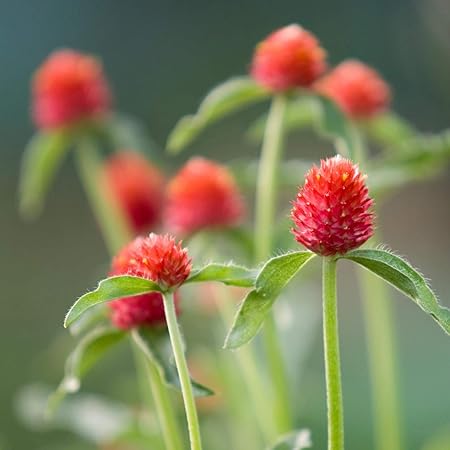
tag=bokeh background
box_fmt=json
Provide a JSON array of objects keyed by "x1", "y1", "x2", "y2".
[{"x1": 1, "y1": 1, "x2": 450, "y2": 449}]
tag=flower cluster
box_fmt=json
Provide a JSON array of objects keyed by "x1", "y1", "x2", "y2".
[
  {"x1": 315, "y1": 60, "x2": 391, "y2": 119},
  {"x1": 251, "y1": 24, "x2": 327, "y2": 91},
  {"x1": 102, "y1": 151, "x2": 165, "y2": 234},
  {"x1": 291, "y1": 156, "x2": 374, "y2": 256},
  {"x1": 164, "y1": 158, "x2": 244, "y2": 235},
  {"x1": 32, "y1": 49, "x2": 111, "y2": 129},
  {"x1": 109, "y1": 233, "x2": 190, "y2": 329}
]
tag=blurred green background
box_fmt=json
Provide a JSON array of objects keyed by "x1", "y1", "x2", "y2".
[{"x1": 1, "y1": 1, "x2": 450, "y2": 449}]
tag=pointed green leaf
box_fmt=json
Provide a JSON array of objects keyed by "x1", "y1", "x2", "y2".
[
  {"x1": 312, "y1": 95, "x2": 362, "y2": 160},
  {"x1": 48, "y1": 327, "x2": 126, "y2": 415},
  {"x1": 360, "y1": 112, "x2": 416, "y2": 149},
  {"x1": 132, "y1": 328, "x2": 213, "y2": 397},
  {"x1": 167, "y1": 77, "x2": 270, "y2": 153},
  {"x1": 246, "y1": 97, "x2": 316, "y2": 142},
  {"x1": 186, "y1": 262, "x2": 257, "y2": 287},
  {"x1": 342, "y1": 249, "x2": 450, "y2": 334},
  {"x1": 225, "y1": 251, "x2": 316, "y2": 349},
  {"x1": 65, "y1": 276, "x2": 161, "y2": 328},
  {"x1": 268, "y1": 429, "x2": 312, "y2": 450},
  {"x1": 19, "y1": 130, "x2": 72, "y2": 218},
  {"x1": 105, "y1": 113, "x2": 161, "y2": 156}
]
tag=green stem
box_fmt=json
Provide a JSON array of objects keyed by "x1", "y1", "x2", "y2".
[
  {"x1": 74, "y1": 138, "x2": 132, "y2": 255},
  {"x1": 76, "y1": 138, "x2": 184, "y2": 449},
  {"x1": 138, "y1": 343, "x2": 184, "y2": 450},
  {"x1": 163, "y1": 292, "x2": 202, "y2": 450},
  {"x1": 358, "y1": 237, "x2": 403, "y2": 450},
  {"x1": 254, "y1": 94, "x2": 292, "y2": 432},
  {"x1": 322, "y1": 257, "x2": 344, "y2": 450},
  {"x1": 216, "y1": 288, "x2": 275, "y2": 442}
]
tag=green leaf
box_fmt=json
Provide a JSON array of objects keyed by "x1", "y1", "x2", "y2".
[
  {"x1": 360, "y1": 112, "x2": 417, "y2": 149},
  {"x1": 48, "y1": 327, "x2": 126, "y2": 415},
  {"x1": 246, "y1": 97, "x2": 316, "y2": 142},
  {"x1": 19, "y1": 130, "x2": 72, "y2": 218},
  {"x1": 65, "y1": 276, "x2": 161, "y2": 328},
  {"x1": 312, "y1": 95, "x2": 362, "y2": 160},
  {"x1": 105, "y1": 113, "x2": 161, "y2": 156},
  {"x1": 225, "y1": 251, "x2": 316, "y2": 349},
  {"x1": 166, "y1": 77, "x2": 270, "y2": 153},
  {"x1": 132, "y1": 328, "x2": 213, "y2": 397},
  {"x1": 342, "y1": 249, "x2": 450, "y2": 334},
  {"x1": 186, "y1": 262, "x2": 257, "y2": 287},
  {"x1": 268, "y1": 429, "x2": 312, "y2": 450}
]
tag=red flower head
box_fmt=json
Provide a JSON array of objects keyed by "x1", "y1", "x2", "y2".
[
  {"x1": 291, "y1": 156, "x2": 374, "y2": 256},
  {"x1": 251, "y1": 24, "x2": 327, "y2": 92},
  {"x1": 164, "y1": 158, "x2": 244, "y2": 235},
  {"x1": 102, "y1": 152, "x2": 165, "y2": 234},
  {"x1": 108, "y1": 234, "x2": 191, "y2": 329},
  {"x1": 315, "y1": 60, "x2": 391, "y2": 119},
  {"x1": 32, "y1": 49, "x2": 111, "y2": 129}
]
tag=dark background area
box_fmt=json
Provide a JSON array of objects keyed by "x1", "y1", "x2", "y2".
[{"x1": 1, "y1": 1, "x2": 450, "y2": 449}]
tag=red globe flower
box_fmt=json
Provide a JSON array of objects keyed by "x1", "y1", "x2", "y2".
[
  {"x1": 108, "y1": 234, "x2": 190, "y2": 329},
  {"x1": 315, "y1": 60, "x2": 391, "y2": 119},
  {"x1": 102, "y1": 152, "x2": 165, "y2": 234},
  {"x1": 251, "y1": 24, "x2": 327, "y2": 91},
  {"x1": 291, "y1": 156, "x2": 374, "y2": 256},
  {"x1": 164, "y1": 158, "x2": 244, "y2": 235},
  {"x1": 32, "y1": 49, "x2": 111, "y2": 129}
]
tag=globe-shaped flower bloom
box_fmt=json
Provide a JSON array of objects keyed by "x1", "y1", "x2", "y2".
[
  {"x1": 32, "y1": 49, "x2": 111, "y2": 129},
  {"x1": 108, "y1": 234, "x2": 190, "y2": 329},
  {"x1": 251, "y1": 24, "x2": 327, "y2": 92},
  {"x1": 164, "y1": 158, "x2": 244, "y2": 235},
  {"x1": 315, "y1": 60, "x2": 391, "y2": 119},
  {"x1": 291, "y1": 156, "x2": 374, "y2": 256},
  {"x1": 102, "y1": 152, "x2": 165, "y2": 234}
]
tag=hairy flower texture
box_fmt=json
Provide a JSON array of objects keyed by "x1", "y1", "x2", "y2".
[
  {"x1": 102, "y1": 152, "x2": 165, "y2": 234},
  {"x1": 291, "y1": 156, "x2": 374, "y2": 256},
  {"x1": 108, "y1": 235, "x2": 190, "y2": 329},
  {"x1": 251, "y1": 24, "x2": 327, "y2": 91},
  {"x1": 315, "y1": 60, "x2": 391, "y2": 119},
  {"x1": 32, "y1": 49, "x2": 111, "y2": 129},
  {"x1": 165, "y1": 158, "x2": 244, "y2": 235}
]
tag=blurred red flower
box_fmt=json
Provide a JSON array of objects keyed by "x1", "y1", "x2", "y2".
[
  {"x1": 315, "y1": 60, "x2": 391, "y2": 119},
  {"x1": 102, "y1": 151, "x2": 165, "y2": 234},
  {"x1": 165, "y1": 158, "x2": 244, "y2": 235},
  {"x1": 32, "y1": 49, "x2": 111, "y2": 129},
  {"x1": 251, "y1": 24, "x2": 327, "y2": 91}
]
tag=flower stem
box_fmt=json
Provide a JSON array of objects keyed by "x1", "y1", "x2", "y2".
[
  {"x1": 141, "y1": 346, "x2": 184, "y2": 450},
  {"x1": 254, "y1": 94, "x2": 292, "y2": 432},
  {"x1": 75, "y1": 137, "x2": 132, "y2": 255},
  {"x1": 358, "y1": 236, "x2": 403, "y2": 450},
  {"x1": 76, "y1": 137, "x2": 184, "y2": 449},
  {"x1": 322, "y1": 257, "x2": 344, "y2": 450},
  {"x1": 163, "y1": 292, "x2": 202, "y2": 450}
]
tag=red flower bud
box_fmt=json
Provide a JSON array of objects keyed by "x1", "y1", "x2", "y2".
[
  {"x1": 32, "y1": 49, "x2": 111, "y2": 129},
  {"x1": 315, "y1": 60, "x2": 391, "y2": 119},
  {"x1": 101, "y1": 152, "x2": 165, "y2": 234},
  {"x1": 165, "y1": 158, "x2": 244, "y2": 235},
  {"x1": 108, "y1": 234, "x2": 190, "y2": 329},
  {"x1": 291, "y1": 156, "x2": 374, "y2": 256},
  {"x1": 251, "y1": 24, "x2": 327, "y2": 91}
]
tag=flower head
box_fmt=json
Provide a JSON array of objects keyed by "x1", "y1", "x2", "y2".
[
  {"x1": 113, "y1": 233, "x2": 192, "y2": 289},
  {"x1": 32, "y1": 49, "x2": 111, "y2": 129},
  {"x1": 108, "y1": 235, "x2": 189, "y2": 329},
  {"x1": 315, "y1": 60, "x2": 391, "y2": 119},
  {"x1": 102, "y1": 152, "x2": 165, "y2": 234},
  {"x1": 291, "y1": 156, "x2": 374, "y2": 256},
  {"x1": 251, "y1": 24, "x2": 327, "y2": 91},
  {"x1": 164, "y1": 158, "x2": 244, "y2": 235}
]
